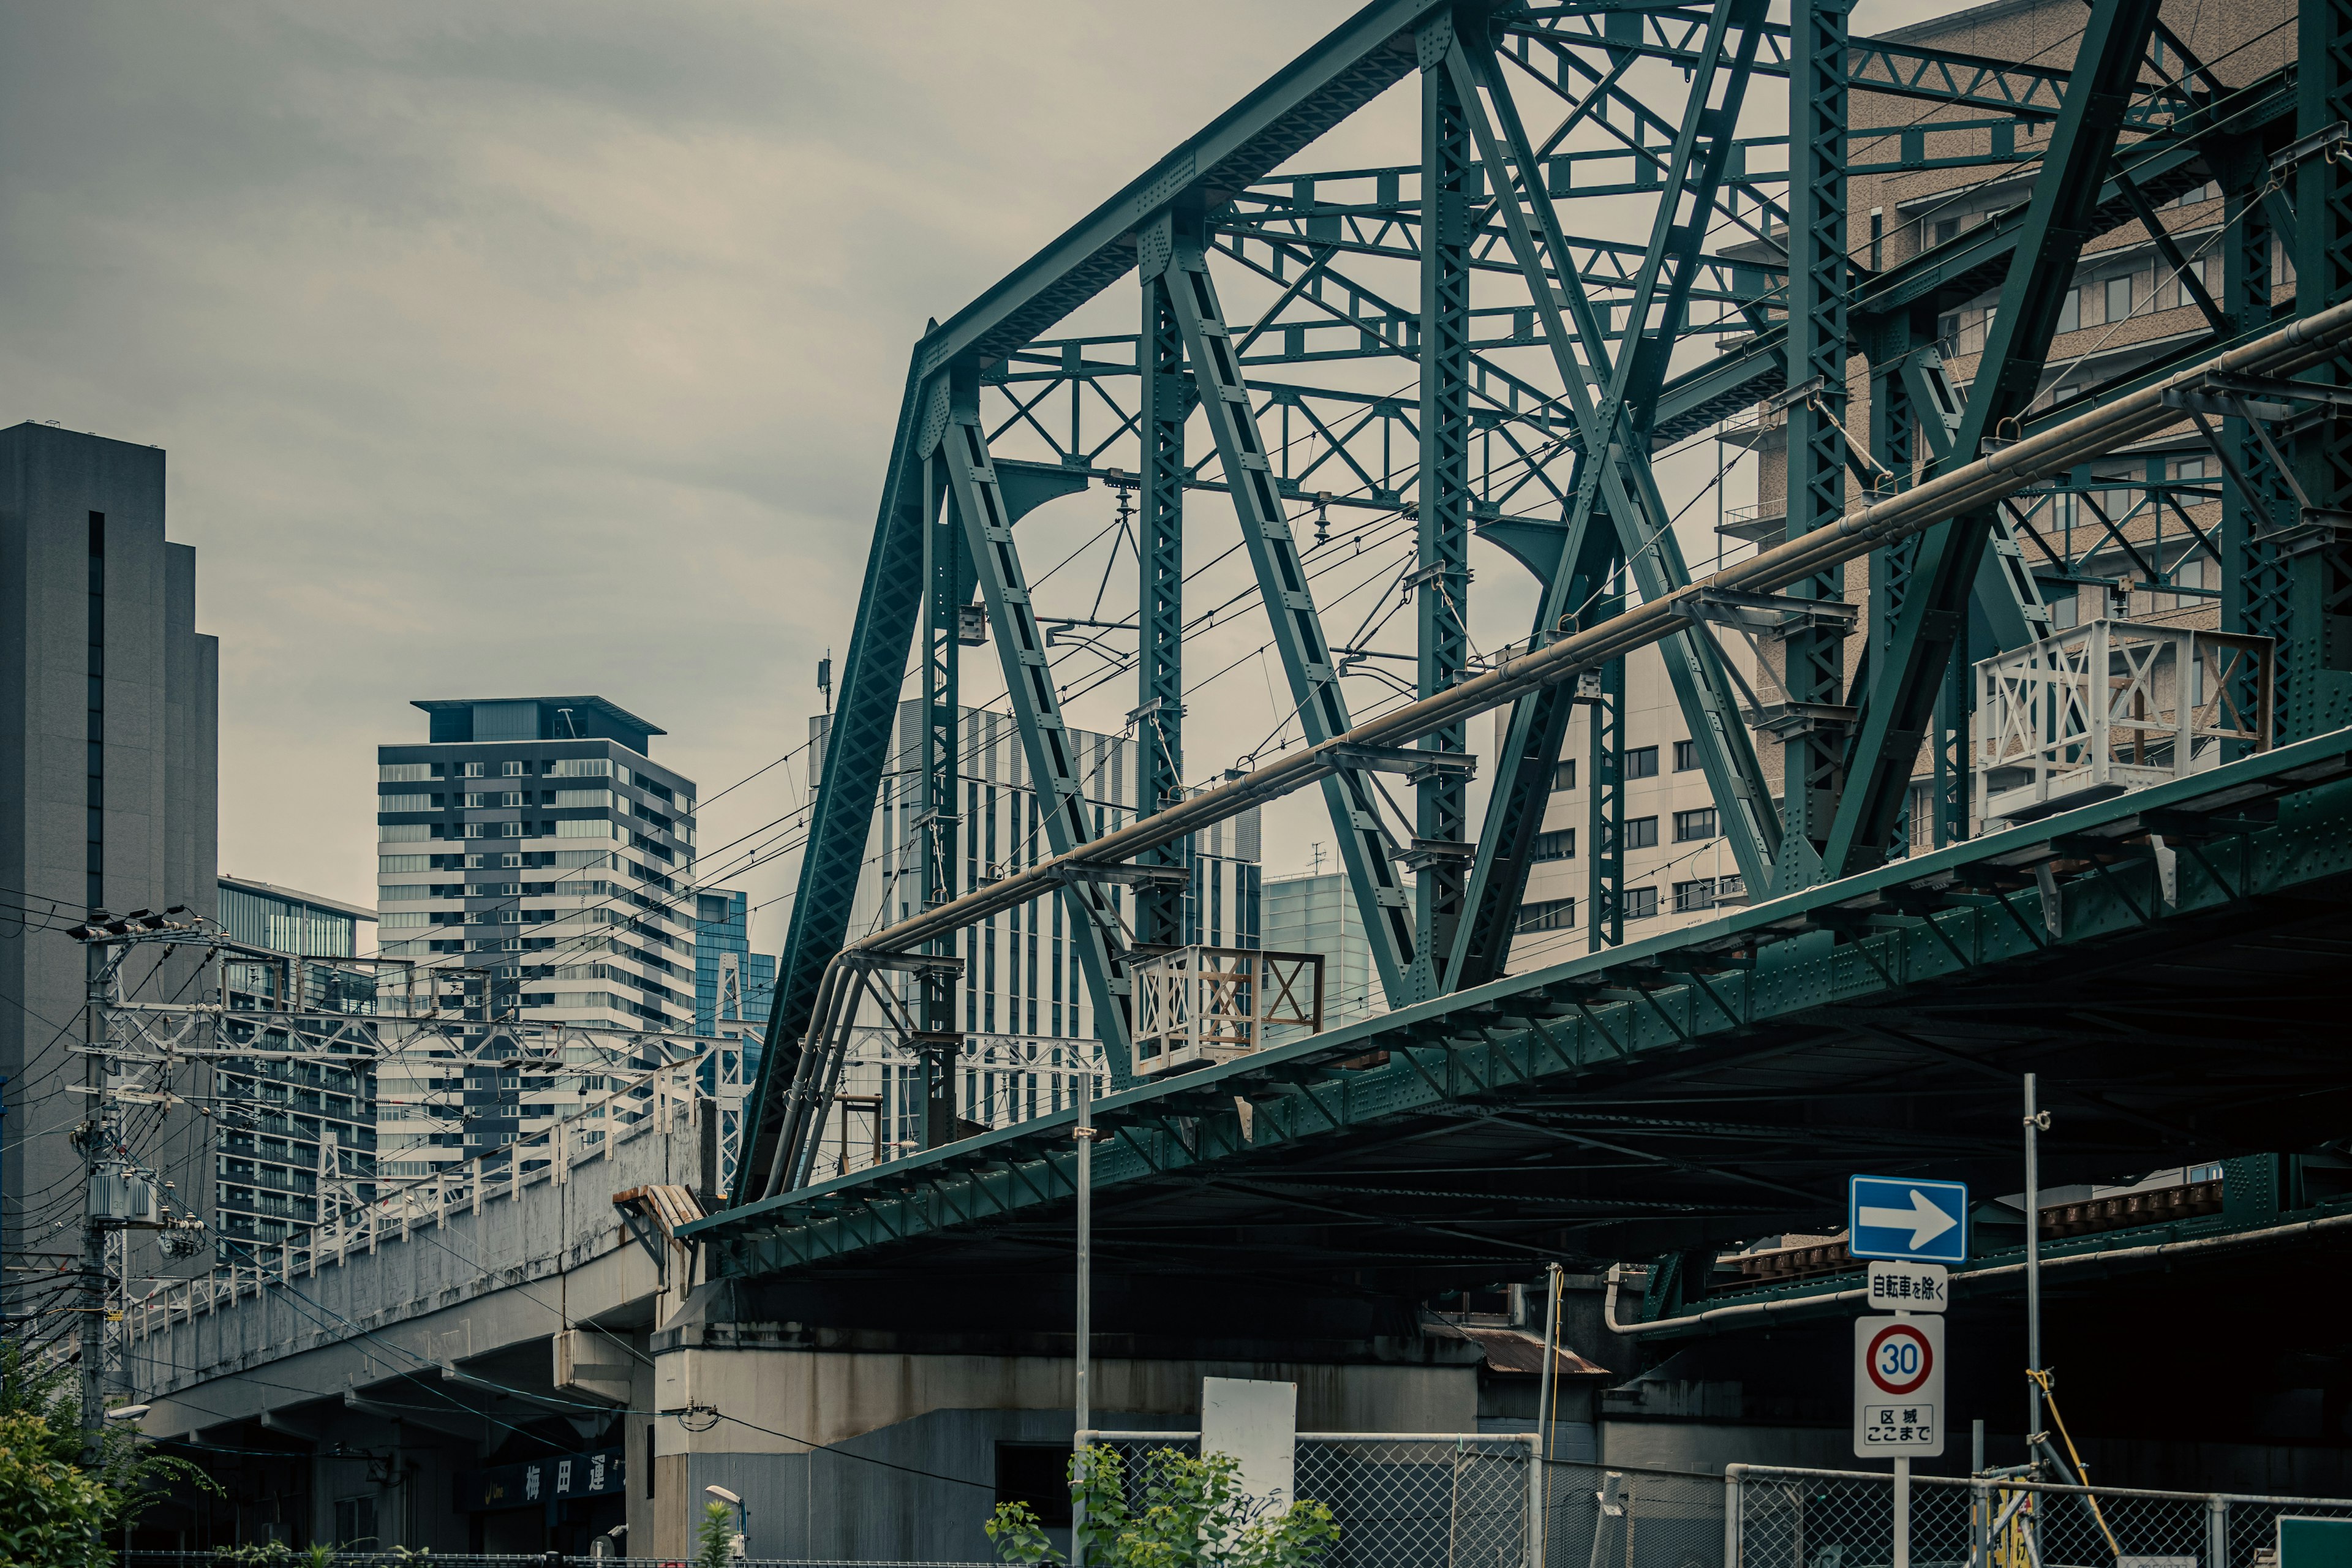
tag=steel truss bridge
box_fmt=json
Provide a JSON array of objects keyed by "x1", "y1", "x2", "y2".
[{"x1": 695, "y1": 0, "x2": 2352, "y2": 1309}]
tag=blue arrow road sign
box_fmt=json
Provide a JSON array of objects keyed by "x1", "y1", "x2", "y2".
[{"x1": 1848, "y1": 1176, "x2": 1969, "y2": 1264}]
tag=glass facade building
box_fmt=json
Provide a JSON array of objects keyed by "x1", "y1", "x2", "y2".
[
  {"x1": 693, "y1": 888, "x2": 776, "y2": 1066},
  {"x1": 209, "y1": 876, "x2": 380, "y2": 1263}
]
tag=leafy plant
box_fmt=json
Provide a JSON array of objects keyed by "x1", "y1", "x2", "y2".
[
  {"x1": 302, "y1": 1544, "x2": 339, "y2": 1568},
  {"x1": 986, "y1": 1446, "x2": 1338, "y2": 1568},
  {"x1": 0, "y1": 1341, "x2": 216, "y2": 1556},
  {"x1": 0, "y1": 1410, "x2": 115, "y2": 1567},
  {"x1": 211, "y1": 1545, "x2": 293, "y2": 1566},
  {"x1": 696, "y1": 1499, "x2": 741, "y2": 1568},
  {"x1": 388, "y1": 1548, "x2": 436, "y2": 1566}
]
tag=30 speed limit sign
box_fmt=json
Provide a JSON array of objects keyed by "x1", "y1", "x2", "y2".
[{"x1": 1853, "y1": 1314, "x2": 1945, "y2": 1457}]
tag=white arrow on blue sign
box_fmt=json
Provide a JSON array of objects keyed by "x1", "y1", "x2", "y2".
[{"x1": 1847, "y1": 1175, "x2": 1969, "y2": 1264}]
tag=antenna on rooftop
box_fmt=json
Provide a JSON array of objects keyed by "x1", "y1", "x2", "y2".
[{"x1": 818, "y1": 650, "x2": 834, "y2": 715}]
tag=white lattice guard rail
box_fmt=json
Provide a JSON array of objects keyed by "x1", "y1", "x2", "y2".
[
  {"x1": 1974, "y1": 619, "x2": 2274, "y2": 829},
  {"x1": 1129, "y1": 946, "x2": 1324, "y2": 1076}
]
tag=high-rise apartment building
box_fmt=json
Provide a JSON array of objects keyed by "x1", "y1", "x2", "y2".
[
  {"x1": 693, "y1": 888, "x2": 775, "y2": 1062},
  {"x1": 0, "y1": 423, "x2": 218, "y2": 1286},
  {"x1": 371, "y1": 696, "x2": 702, "y2": 1178}
]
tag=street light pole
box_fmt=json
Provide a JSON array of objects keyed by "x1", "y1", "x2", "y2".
[
  {"x1": 2024, "y1": 1074, "x2": 2046, "y2": 1454},
  {"x1": 1074, "y1": 1065, "x2": 1096, "y2": 1568}
]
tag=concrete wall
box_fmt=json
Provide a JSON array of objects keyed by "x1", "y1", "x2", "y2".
[
  {"x1": 647, "y1": 1349, "x2": 1477, "y2": 1559},
  {"x1": 130, "y1": 1104, "x2": 711, "y2": 1550}
]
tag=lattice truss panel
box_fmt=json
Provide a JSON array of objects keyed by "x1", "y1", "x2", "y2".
[{"x1": 745, "y1": 0, "x2": 2350, "y2": 1200}]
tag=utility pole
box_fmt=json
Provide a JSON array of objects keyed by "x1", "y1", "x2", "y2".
[
  {"x1": 1072, "y1": 1067, "x2": 1096, "y2": 1568},
  {"x1": 2024, "y1": 1074, "x2": 2046, "y2": 1456},
  {"x1": 78, "y1": 936, "x2": 109, "y2": 1458}
]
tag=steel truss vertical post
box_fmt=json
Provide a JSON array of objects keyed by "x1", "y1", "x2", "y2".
[
  {"x1": 2285, "y1": 0, "x2": 2352, "y2": 741},
  {"x1": 1411, "y1": 9, "x2": 1475, "y2": 998},
  {"x1": 2217, "y1": 139, "x2": 2296, "y2": 750},
  {"x1": 1776, "y1": 0, "x2": 1853, "y2": 892},
  {"x1": 1136, "y1": 274, "x2": 1192, "y2": 951},
  {"x1": 935, "y1": 371, "x2": 1137, "y2": 1079},
  {"x1": 1152, "y1": 208, "x2": 1418, "y2": 1004},
  {"x1": 1823, "y1": 0, "x2": 2162, "y2": 878},
  {"x1": 918, "y1": 453, "x2": 962, "y2": 1148}
]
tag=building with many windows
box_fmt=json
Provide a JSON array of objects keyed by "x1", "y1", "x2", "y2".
[
  {"x1": 371, "y1": 696, "x2": 703, "y2": 1178},
  {"x1": 208, "y1": 876, "x2": 382, "y2": 1262},
  {"x1": 1494, "y1": 641, "x2": 1761, "y2": 972},
  {"x1": 693, "y1": 887, "x2": 775, "y2": 1065},
  {"x1": 1261, "y1": 870, "x2": 1411, "y2": 1038},
  {"x1": 0, "y1": 423, "x2": 219, "y2": 1297},
  {"x1": 216, "y1": 873, "x2": 378, "y2": 1012}
]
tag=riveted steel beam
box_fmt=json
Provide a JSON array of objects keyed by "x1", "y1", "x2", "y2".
[
  {"x1": 1153, "y1": 208, "x2": 1419, "y2": 1004},
  {"x1": 1823, "y1": 0, "x2": 2167, "y2": 880}
]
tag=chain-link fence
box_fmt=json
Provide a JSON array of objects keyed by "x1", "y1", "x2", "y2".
[
  {"x1": 126, "y1": 1559, "x2": 986, "y2": 1567},
  {"x1": 1730, "y1": 1466, "x2": 2352, "y2": 1568},
  {"x1": 130, "y1": 1459, "x2": 2352, "y2": 1568},
  {"x1": 1542, "y1": 1460, "x2": 1727, "y2": 1568},
  {"x1": 1083, "y1": 1430, "x2": 1538, "y2": 1567}
]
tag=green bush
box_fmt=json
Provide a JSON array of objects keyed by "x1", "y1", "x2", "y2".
[
  {"x1": 0, "y1": 1340, "x2": 217, "y2": 1558},
  {"x1": 0, "y1": 1410, "x2": 116, "y2": 1567},
  {"x1": 986, "y1": 1446, "x2": 1337, "y2": 1568}
]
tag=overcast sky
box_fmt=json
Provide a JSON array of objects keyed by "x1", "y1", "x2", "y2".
[{"x1": 0, "y1": 0, "x2": 1969, "y2": 948}]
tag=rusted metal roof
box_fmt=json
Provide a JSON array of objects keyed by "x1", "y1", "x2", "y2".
[{"x1": 1428, "y1": 1319, "x2": 1611, "y2": 1379}]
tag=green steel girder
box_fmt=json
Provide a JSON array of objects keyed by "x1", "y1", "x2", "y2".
[
  {"x1": 1446, "y1": 502, "x2": 1616, "y2": 987},
  {"x1": 1623, "y1": 1185, "x2": 2352, "y2": 1341},
  {"x1": 1447, "y1": 0, "x2": 1765, "y2": 989},
  {"x1": 916, "y1": 418, "x2": 962, "y2": 1140},
  {"x1": 1823, "y1": 0, "x2": 2167, "y2": 882},
  {"x1": 1412, "y1": 9, "x2": 1477, "y2": 996},
  {"x1": 1775, "y1": 0, "x2": 1853, "y2": 890},
  {"x1": 748, "y1": 1, "x2": 2311, "y2": 1210},
  {"x1": 2282, "y1": 0, "x2": 2352, "y2": 741},
  {"x1": 1450, "y1": 25, "x2": 1782, "y2": 899},
  {"x1": 688, "y1": 729, "x2": 2352, "y2": 1283},
  {"x1": 936, "y1": 387, "x2": 1137, "y2": 1077},
  {"x1": 1508, "y1": 5, "x2": 2191, "y2": 127},
  {"x1": 1588, "y1": 628, "x2": 1627, "y2": 951},
  {"x1": 2218, "y1": 138, "x2": 2301, "y2": 758},
  {"x1": 743, "y1": 347, "x2": 929, "y2": 1202},
  {"x1": 1134, "y1": 276, "x2": 1192, "y2": 951},
  {"x1": 1212, "y1": 206, "x2": 1777, "y2": 309},
  {"x1": 1154, "y1": 210, "x2": 1420, "y2": 1003}
]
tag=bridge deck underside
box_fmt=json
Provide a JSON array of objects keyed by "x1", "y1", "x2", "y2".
[{"x1": 688, "y1": 735, "x2": 2352, "y2": 1305}]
